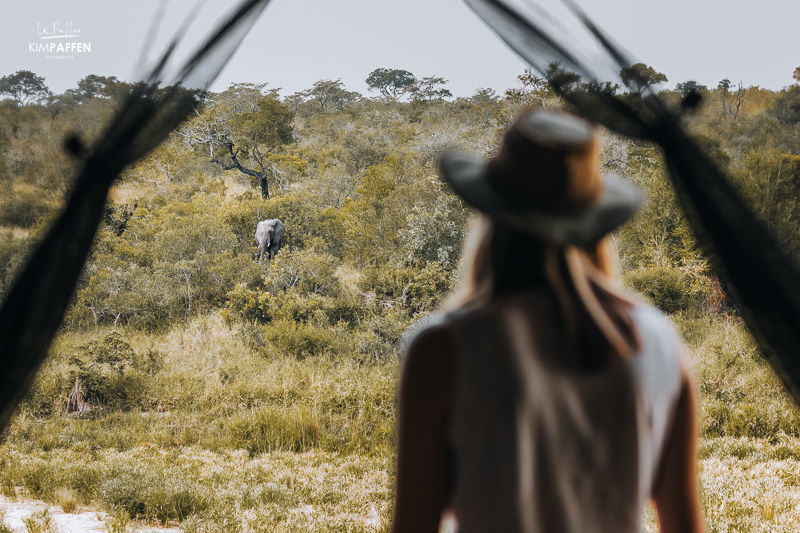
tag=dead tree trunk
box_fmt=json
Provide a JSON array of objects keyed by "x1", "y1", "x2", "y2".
[{"x1": 211, "y1": 143, "x2": 270, "y2": 199}]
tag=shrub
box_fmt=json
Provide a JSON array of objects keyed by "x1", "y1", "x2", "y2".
[
  {"x1": 225, "y1": 190, "x2": 341, "y2": 255},
  {"x1": 262, "y1": 319, "x2": 341, "y2": 358},
  {"x1": 22, "y1": 509, "x2": 60, "y2": 533},
  {"x1": 226, "y1": 284, "x2": 368, "y2": 334},
  {"x1": 68, "y1": 193, "x2": 266, "y2": 328},
  {"x1": 71, "y1": 251, "x2": 263, "y2": 329},
  {"x1": 0, "y1": 231, "x2": 34, "y2": 299},
  {"x1": 400, "y1": 190, "x2": 470, "y2": 271},
  {"x1": 0, "y1": 190, "x2": 56, "y2": 228},
  {"x1": 271, "y1": 292, "x2": 336, "y2": 324},
  {"x1": 66, "y1": 332, "x2": 146, "y2": 411},
  {"x1": 266, "y1": 248, "x2": 342, "y2": 297},
  {"x1": 327, "y1": 291, "x2": 367, "y2": 325},
  {"x1": 222, "y1": 406, "x2": 321, "y2": 455},
  {"x1": 350, "y1": 311, "x2": 410, "y2": 362},
  {"x1": 14, "y1": 451, "x2": 102, "y2": 502},
  {"x1": 623, "y1": 265, "x2": 697, "y2": 314},
  {"x1": 55, "y1": 487, "x2": 78, "y2": 513},
  {"x1": 99, "y1": 467, "x2": 209, "y2": 524},
  {"x1": 222, "y1": 285, "x2": 276, "y2": 325},
  {"x1": 103, "y1": 506, "x2": 129, "y2": 533},
  {"x1": 358, "y1": 261, "x2": 452, "y2": 316}
]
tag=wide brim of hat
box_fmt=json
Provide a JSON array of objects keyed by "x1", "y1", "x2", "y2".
[{"x1": 440, "y1": 151, "x2": 644, "y2": 246}]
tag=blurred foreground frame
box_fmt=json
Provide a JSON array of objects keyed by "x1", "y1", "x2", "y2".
[
  {"x1": 0, "y1": 0, "x2": 274, "y2": 430},
  {"x1": 465, "y1": 0, "x2": 800, "y2": 405}
]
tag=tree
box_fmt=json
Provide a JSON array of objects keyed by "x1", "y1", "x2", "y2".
[
  {"x1": 715, "y1": 78, "x2": 747, "y2": 122},
  {"x1": 675, "y1": 80, "x2": 708, "y2": 97},
  {"x1": 505, "y1": 68, "x2": 560, "y2": 109},
  {"x1": 284, "y1": 91, "x2": 307, "y2": 113},
  {"x1": 770, "y1": 85, "x2": 800, "y2": 126},
  {"x1": 124, "y1": 136, "x2": 192, "y2": 194},
  {"x1": 619, "y1": 63, "x2": 668, "y2": 96},
  {"x1": 409, "y1": 76, "x2": 452, "y2": 103},
  {"x1": 306, "y1": 79, "x2": 360, "y2": 112},
  {"x1": 793, "y1": 67, "x2": 800, "y2": 84},
  {"x1": 544, "y1": 62, "x2": 584, "y2": 94},
  {"x1": 180, "y1": 83, "x2": 295, "y2": 199},
  {"x1": 65, "y1": 75, "x2": 129, "y2": 102},
  {"x1": 0, "y1": 70, "x2": 51, "y2": 105},
  {"x1": 365, "y1": 68, "x2": 416, "y2": 99}
]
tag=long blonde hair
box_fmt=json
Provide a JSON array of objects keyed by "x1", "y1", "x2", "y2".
[{"x1": 447, "y1": 215, "x2": 639, "y2": 369}]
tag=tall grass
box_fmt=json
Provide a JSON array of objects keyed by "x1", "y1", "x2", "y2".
[
  {"x1": 2, "y1": 312, "x2": 397, "y2": 530},
  {"x1": 676, "y1": 313, "x2": 800, "y2": 438},
  {"x1": 4, "y1": 310, "x2": 800, "y2": 531},
  {"x1": 0, "y1": 447, "x2": 392, "y2": 532},
  {"x1": 0, "y1": 508, "x2": 12, "y2": 533}
]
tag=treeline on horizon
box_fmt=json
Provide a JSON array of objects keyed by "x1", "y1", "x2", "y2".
[{"x1": 0, "y1": 63, "x2": 799, "y2": 345}]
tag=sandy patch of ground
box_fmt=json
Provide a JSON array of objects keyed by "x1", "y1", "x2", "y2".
[{"x1": 0, "y1": 496, "x2": 180, "y2": 533}]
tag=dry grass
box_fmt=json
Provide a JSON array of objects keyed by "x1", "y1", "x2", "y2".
[
  {"x1": 223, "y1": 175, "x2": 251, "y2": 199},
  {"x1": 642, "y1": 437, "x2": 800, "y2": 532},
  {"x1": 0, "y1": 226, "x2": 30, "y2": 239},
  {"x1": 1, "y1": 447, "x2": 391, "y2": 532},
  {"x1": 0, "y1": 508, "x2": 11, "y2": 533},
  {"x1": 334, "y1": 265, "x2": 362, "y2": 293},
  {"x1": 108, "y1": 182, "x2": 150, "y2": 204},
  {"x1": 697, "y1": 437, "x2": 800, "y2": 532},
  {"x1": 55, "y1": 488, "x2": 78, "y2": 514},
  {"x1": 22, "y1": 508, "x2": 61, "y2": 533},
  {"x1": 4, "y1": 310, "x2": 800, "y2": 531},
  {"x1": 12, "y1": 183, "x2": 36, "y2": 193}
]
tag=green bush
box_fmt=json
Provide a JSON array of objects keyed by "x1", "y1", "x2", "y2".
[
  {"x1": 222, "y1": 285, "x2": 276, "y2": 324},
  {"x1": 0, "y1": 190, "x2": 56, "y2": 228},
  {"x1": 18, "y1": 458, "x2": 56, "y2": 500},
  {"x1": 13, "y1": 450, "x2": 102, "y2": 502},
  {"x1": 225, "y1": 283, "x2": 368, "y2": 331},
  {"x1": 624, "y1": 265, "x2": 698, "y2": 314},
  {"x1": 71, "y1": 252, "x2": 263, "y2": 329},
  {"x1": 400, "y1": 190, "x2": 470, "y2": 271},
  {"x1": 229, "y1": 190, "x2": 340, "y2": 255},
  {"x1": 350, "y1": 311, "x2": 410, "y2": 362},
  {"x1": 358, "y1": 261, "x2": 452, "y2": 316},
  {"x1": 67, "y1": 193, "x2": 265, "y2": 328},
  {"x1": 220, "y1": 193, "x2": 273, "y2": 252},
  {"x1": 0, "y1": 231, "x2": 34, "y2": 298},
  {"x1": 266, "y1": 248, "x2": 342, "y2": 297},
  {"x1": 271, "y1": 292, "x2": 336, "y2": 323},
  {"x1": 99, "y1": 466, "x2": 209, "y2": 524},
  {"x1": 65, "y1": 332, "x2": 147, "y2": 411},
  {"x1": 221, "y1": 406, "x2": 321, "y2": 455},
  {"x1": 262, "y1": 318, "x2": 342, "y2": 358}
]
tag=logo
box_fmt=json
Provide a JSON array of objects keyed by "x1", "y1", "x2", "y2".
[{"x1": 29, "y1": 22, "x2": 92, "y2": 60}]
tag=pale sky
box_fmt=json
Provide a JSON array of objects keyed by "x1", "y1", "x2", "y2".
[{"x1": 2, "y1": 0, "x2": 798, "y2": 98}]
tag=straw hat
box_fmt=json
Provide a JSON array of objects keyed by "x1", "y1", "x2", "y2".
[{"x1": 439, "y1": 108, "x2": 643, "y2": 245}]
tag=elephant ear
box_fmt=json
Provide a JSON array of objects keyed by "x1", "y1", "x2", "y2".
[
  {"x1": 274, "y1": 221, "x2": 286, "y2": 241},
  {"x1": 0, "y1": 0, "x2": 276, "y2": 431}
]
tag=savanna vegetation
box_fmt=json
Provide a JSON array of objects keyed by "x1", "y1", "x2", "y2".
[{"x1": 1, "y1": 65, "x2": 800, "y2": 531}]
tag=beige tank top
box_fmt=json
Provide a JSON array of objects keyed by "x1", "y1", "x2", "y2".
[{"x1": 444, "y1": 295, "x2": 683, "y2": 533}]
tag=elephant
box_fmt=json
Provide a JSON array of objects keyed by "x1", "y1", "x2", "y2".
[{"x1": 255, "y1": 219, "x2": 285, "y2": 261}]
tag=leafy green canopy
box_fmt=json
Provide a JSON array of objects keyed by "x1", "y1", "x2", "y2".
[
  {"x1": 0, "y1": 70, "x2": 51, "y2": 106},
  {"x1": 366, "y1": 68, "x2": 417, "y2": 98}
]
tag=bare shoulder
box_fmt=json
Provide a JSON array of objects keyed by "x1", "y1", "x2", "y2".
[{"x1": 400, "y1": 322, "x2": 457, "y2": 411}]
